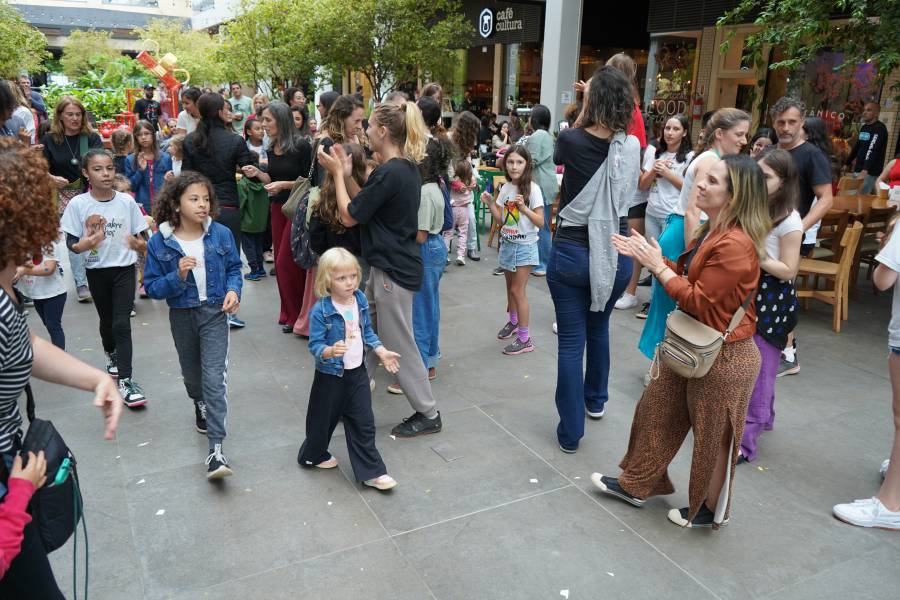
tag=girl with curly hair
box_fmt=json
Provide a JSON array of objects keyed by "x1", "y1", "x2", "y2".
[
  {"x1": 143, "y1": 172, "x2": 242, "y2": 480},
  {"x1": 60, "y1": 149, "x2": 151, "y2": 408},
  {"x1": 450, "y1": 110, "x2": 482, "y2": 261},
  {"x1": 0, "y1": 138, "x2": 121, "y2": 597}
]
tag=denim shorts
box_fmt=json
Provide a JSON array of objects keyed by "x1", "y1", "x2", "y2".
[{"x1": 499, "y1": 239, "x2": 539, "y2": 272}]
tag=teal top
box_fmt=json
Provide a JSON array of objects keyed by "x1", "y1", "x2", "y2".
[{"x1": 526, "y1": 129, "x2": 559, "y2": 206}]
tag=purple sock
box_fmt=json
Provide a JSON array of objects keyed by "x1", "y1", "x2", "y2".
[
  {"x1": 509, "y1": 311, "x2": 518, "y2": 325},
  {"x1": 517, "y1": 326, "x2": 529, "y2": 343}
]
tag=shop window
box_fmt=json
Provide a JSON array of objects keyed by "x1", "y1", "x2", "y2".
[{"x1": 645, "y1": 36, "x2": 700, "y2": 139}]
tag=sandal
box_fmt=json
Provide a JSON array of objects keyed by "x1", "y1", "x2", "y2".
[{"x1": 364, "y1": 475, "x2": 397, "y2": 490}]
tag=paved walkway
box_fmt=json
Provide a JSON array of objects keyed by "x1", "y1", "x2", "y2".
[{"x1": 33, "y1": 249, "x2": 900, "y2": 599}]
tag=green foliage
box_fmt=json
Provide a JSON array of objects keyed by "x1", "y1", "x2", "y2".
[
  {"x1": 134, "y1": 19, "x2": 226, "y2": 87},
  {"x1": 0, "y1": 0, "x2": 50, "y2": 78},
  {"x1": 718, "y1": 0, "x2": 900, "y2": 96},
  {"x1": 60, "y1": 30, "x2": 123, "y2": 80},
  {"x1": 43, "y1": 85, "x2": 127, "y2": 121}
]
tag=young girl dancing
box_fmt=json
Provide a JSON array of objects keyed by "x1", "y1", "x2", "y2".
[
  {"x1": 482, "y1": 145, "x2": 544, "y2": 355},
  {"x1": 125, "y1": 119, "x2": 173, "y2": 215},
  {"x1": 61, "y1": 149, "x2": 150, "y2": 407},
  {"x1": 298, "y1": 247, "x2": 400, "y2": 491},
  {"x1": 443, "y1": 159, "x2": 476, "y2": 266},
  {"x1": 14, "y1": 240, "x2": 67, "y2": 349},
  {"x1": 143, "y1": 171, "x2": 243, "y2": 479}
]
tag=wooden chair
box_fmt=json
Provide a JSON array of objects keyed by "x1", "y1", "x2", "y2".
[
  {"x1": 808, "y1": 209, "x2": 850, "y2": 261},
  {"x1": 837, "y1": 176, "x2": 864, "y2": 196},
  {"x1": 549, "y1": 192, "x2": 560, "y2": 234},
  {"x1": 796, "y1": 221, "x2": 863, "y2": 333},
  {"x1": 855, "y1": 205, "x2": 897, "y2": 284}
]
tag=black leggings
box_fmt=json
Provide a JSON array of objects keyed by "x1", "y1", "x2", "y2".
[
  {"x1": 0, "y1": 511, "x2": 65, "y2": 598},
  {"x1": 33, "y1": 292, "x2": 66, "y2": 350},
  {"x1": 86, "y1": 265, "x2": 136, "y2": 379}
]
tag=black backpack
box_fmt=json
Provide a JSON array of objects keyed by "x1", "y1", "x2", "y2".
[{"x1": 438, "y1": 177, "x2": 454, "y2": 234}]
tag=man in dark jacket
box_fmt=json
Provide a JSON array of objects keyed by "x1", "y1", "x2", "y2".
[{"x1": 846, "y1": 101, "x2": 888, "y2": 195}]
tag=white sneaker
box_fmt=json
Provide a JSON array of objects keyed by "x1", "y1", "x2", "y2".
[
  {"x1": 833, "y1": 497, "x2": 900, "y2": 529},
  {"x1": 456, "y1": 255, "x2": 465, "y2": 266},
  {"x1": 614, "y1": 292, "x2": 638, "y2": 310},
  {"x1": 881, "y1": 459, "x2": 891, "y2": 480}
]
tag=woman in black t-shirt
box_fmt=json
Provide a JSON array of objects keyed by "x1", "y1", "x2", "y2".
[
  {"x1": 240, "y1": 101, "x2": 311, "y2": 333},
  {"x1": 318, "y1": 101, "x2": 444, "y2": 439},
  {"x1": 0, "y1": 138, "x2": 121, "y2": 597}
]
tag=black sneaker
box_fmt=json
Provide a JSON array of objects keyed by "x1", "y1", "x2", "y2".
[
  {"x1": 106, "y1": 351, "x2": 119, "y2": 378},
  {"x1": 195, "y1": 401, "x2": 208, "y2": 434},
  {"x1": 777, "y1": 357, "x2": 800, "y2": 377},
  {"x1": 590, "y1": 473, "x2": 645, "y2": 507},
  {"x1": 118, "y1": 378, "x2": 147, "y2": 408},
  {"x1": 497, "y1": 321, "x2": 518, "y2": 339},
  {"x1": 391, "y1": 412, "x2": 442, "y2": 438},
  {"x1": 205, "y1": 444, "x2": 233, "y2": 479},
  {"x1": 492, "y1": 266, "x2": 504, "y2": 276},
  {"x1": 636, "y1": 303, "x2": 650, "y2": 320},
  {"x1": 467, "y1": 249, "x2": 481, "y2": 261},
  {"x1": 667, "y1": 503, "x2": 728, "y2": 528},
  {"x1": 502, "y1": 338, "x2": 534, "y2": 355}
]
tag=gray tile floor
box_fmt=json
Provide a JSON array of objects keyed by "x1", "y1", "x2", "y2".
[{"x1": 28, "y1": 247, "x2": 900, "y2": 599}]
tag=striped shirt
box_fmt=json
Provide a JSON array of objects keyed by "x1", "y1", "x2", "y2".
[{"x1": 0, "y1": 288, "x2": 31, "y2": 453}]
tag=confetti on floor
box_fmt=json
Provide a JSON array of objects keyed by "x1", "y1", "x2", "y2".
[
  {"x1": 155, "y1": 509, "x2": 165, "y2": 516},
  {"x1": 529, "y1": 478, "x2": 539, "y2": 483},
  {"x1": 136, "y1": 479, "x2": 145, "y2": 485},
  {"x1": 138, "y1": 442, "x2": 150, "y2": 447}
]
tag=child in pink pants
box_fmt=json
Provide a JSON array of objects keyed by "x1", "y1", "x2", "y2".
[{"x1": 443, "y1": 160, "x2": 476, "y2": 265}]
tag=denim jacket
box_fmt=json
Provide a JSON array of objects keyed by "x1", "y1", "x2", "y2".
[
  {"x1": 308, "y1": 290, "x2": 382, "y2": 376},
  {"x1": 125, "y1": 152, "x2": 173, "y2": 214},
  {"x1": 143, "y1": 218, "x2": 243, "y2": 308}
]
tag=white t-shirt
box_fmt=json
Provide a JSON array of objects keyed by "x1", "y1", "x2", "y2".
[
  {"x1": 14, "y1": 241, "x2": 66, "y2": 300},
  {"x1": 176, "y1": 110, "x2": 198, "y2": 134},
  {"x1": 676, "y1": 149, "x2": 718, "y2": 216},
  {"x1": 646, "y1": 149, "x2": 692, "y2": 219},
  {"x1": 60, "y1": 191, "x2": 149, "y2": 269},
  {"x1": 172, "y1": 234, "x2": 207, "y2": 302},
  {"x1": 13, "y1": 106, "x2": 35, "y2": 145},
  {"x1": 628, "y1": 149, "x2": 655, "y2": 209},
  {"x1": 876, "y1": 230, "x2": 900, "y2": 347},
  {"x1": 496, "y1": 181, "x2": 543, "y2": 245},
  {"x1": 764, "y1": 210, "x2": 803, "y2": 262}
]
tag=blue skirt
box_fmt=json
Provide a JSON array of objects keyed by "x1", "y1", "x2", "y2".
[{"x1": 638, "y1": 214, "x2": 685, "y2": 360}]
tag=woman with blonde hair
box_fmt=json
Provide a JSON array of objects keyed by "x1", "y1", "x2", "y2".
[
  {"x1": 595, "y1": 154, "x2": 770, "y2": 529},
  {"x1": 317, "y1": 101, "x2": 442, "y2": 439},
  {"x1": 40, "y1": 95, "x2": 103, "y2": 302}
]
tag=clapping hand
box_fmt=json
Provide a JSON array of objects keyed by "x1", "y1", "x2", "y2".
[
  {"x1": 82, "y1": 215, "x2": 107, "y2": 249},
  {"x1": 317, "y1": 144, "x2": 347, "y2": 178},
  {"x1": 375, "y1": 346, "x2": 401, "y2": 373},
  {"x1": 611, "y1": 229, "x2": 664, "y2": 272}
]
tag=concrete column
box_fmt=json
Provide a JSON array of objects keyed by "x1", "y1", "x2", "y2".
[
  {"x1": 492, "y1": 44, "x2": 503, "y2": 114},
  {"x1": 504, "y1": 43, "x2": 520, "y2": 110},
  {"x1": 539, "y1": 0, "x2": 583, "y2": 128}
]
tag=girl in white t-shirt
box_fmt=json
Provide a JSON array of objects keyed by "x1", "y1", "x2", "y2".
[
  {"x1": 14, "y1": 241, "x2": 67, "y2": 349},
  {"x1": 481, "y1": 145, "x2": 544, "y2": 356},
  {"x1": 741, "y1": 148, "x2": 803, "y2": 463},
  {"x1": 60, "y1": 150, "x2": 150, "y2": 408}
]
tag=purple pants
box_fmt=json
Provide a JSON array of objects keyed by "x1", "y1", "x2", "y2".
[{"x1": 741, "y1": 334, "x2": 781, "y2": 461}]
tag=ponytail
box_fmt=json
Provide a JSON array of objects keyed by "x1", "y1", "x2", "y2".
[{"x1": 403, "y1": 102, "x2": 428, "y2": 163}]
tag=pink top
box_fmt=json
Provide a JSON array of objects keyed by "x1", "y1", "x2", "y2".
[
  {"x1": 333, "y1": 297, "x2": 363, "y2": 369},
  {"x1": 0, "y1": 478, "x2": 35, "y2": 577},
  {"x1": 450, "y1": 177, "x2": 476, "y2": 206}
]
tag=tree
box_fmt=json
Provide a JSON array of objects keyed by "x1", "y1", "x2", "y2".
[
  {"x1": 134, "y1": 19, "x2": 226, "y2": 87},
  {"x1": 60, "y1": 29, "x2": 124, "y2": 82},
  {"x1": 0, "y1": 0, "x2": 50, "y2": 78},
  {"x1": 218, "y1": 0, "x2": 318, "y2": 95},
  {"x1": 314, "y1": 0, "x2": 472, "y2": 98},
  {"x1": 718, "y1": 0, "x2": 900, "y2": 96}
]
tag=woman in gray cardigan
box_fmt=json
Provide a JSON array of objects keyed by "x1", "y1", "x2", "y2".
[
  {"x1": 548, "y1": 66, "x2": 640, "y2": 453},
  {"x1": 525, "y1": 105, "x2": 558, "y2": 276}
]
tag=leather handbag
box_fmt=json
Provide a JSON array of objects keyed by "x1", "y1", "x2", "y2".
[{"x1": 281, "y1": 140, "x2": 319, "y2": 219}]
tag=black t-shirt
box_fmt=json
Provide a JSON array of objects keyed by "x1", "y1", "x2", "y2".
[
  {"x1": 787, "y1": 141, "x2": 832, "y2": 218},
  {"x1": 134, "y1": 98, "x2": 161, "y2": 131},
  {"x1": 348, "y1": 158, "x2": 423, "y2": 291},
  {"x1": 553, "y1": 127, "x2": 611, "y2": 245},
  {"x1": 266, "y1": 140, "x2": 313, "y2": 204},
  {"x1": 40, "y1": 132, "x2": 104, "y2": 184},
  {"x1": 847, "y1": 120, "x2": 889, "y2": 174}
]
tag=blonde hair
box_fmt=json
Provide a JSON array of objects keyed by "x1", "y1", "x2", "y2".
[
  {"x1": 370, "y1": 102, "x2": 428, "y2": 163},
  {"x1": 51, "y1": 96, "x2": 93, "y2": 145},
  {"x1": 315, "y1": 247, "x2": 362, "y2": 297},
  {"x1": 694, "y1": 154, "x2": 771, "y2": 259}
]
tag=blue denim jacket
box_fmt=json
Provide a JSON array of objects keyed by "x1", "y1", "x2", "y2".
[
  {"x1": 309, "y1": 290, "x2": 382, "y2": 376},
  {"x1": 143, "y1": 218, "x2": 242, "y2": 308},
  {"x1": 125, "y1": 152, "x2": 173, "y2": 214}
]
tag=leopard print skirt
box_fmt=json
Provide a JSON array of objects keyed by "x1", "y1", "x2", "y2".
[{"x1": 617, "y1": 336, "x2": 761, "y2": 525}]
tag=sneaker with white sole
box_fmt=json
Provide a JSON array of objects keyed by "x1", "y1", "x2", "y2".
[
  {"x1": 590, "y1": 473, "x2": 645, "y2": 507},
  {"x1": 502, "y1": 337, "x2": 534, "y2": 355},
  {"x1": 636, "y1": 302, "x2": 650, "y2": 319},
  {"x1": 364, "y1": 474, "x2": 397, "y2": 490},
  {"x1": 76, "y1": 285, "x2": 92, "y2": 303},
  {"x1": 586, "y1": 405, "x2": 605, "y2": 419},
  {"x1": 615, "y1": 292, "x2": 638, "y2": 310},
  {"x1": 881, "y1": 459, "x2": 891, "y2": 480},
  {"x1": 777, "y1": 357, "x2": 800, "y2": 377},
  {"x1": 105, "y1": 351, "x2": 118, "y2": 378},
  {"x1": 833, "y1": 497, "x2": 900, "y2": 529},
  {"x1": 497, "y1": 321, "x2": 518, "y2": 339},
  {"x1": 456, "y1": 256, "x2": 465, "y2": 266},
  {"x1": 387, "y1": 383, "x2": 404, "y2": 395},
  {"x1": 118, "y1": 378, "x2": 146, "y2": 408},
  {"x1": 667, "y1": 503, "x2": 728, "y2": 528},
  {"x1": 205, "y1": 444, "x2": 234, "y2": 479}
]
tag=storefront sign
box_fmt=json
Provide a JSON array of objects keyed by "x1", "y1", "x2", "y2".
[
  {"x1": 479, "y1": 8, "x2": 493, "y2": 38},
  {"x1": 648, "y1": 94, "x2": 690, "y2": 123},
  {"x1": 464, "y1": 1, "x2": 542, "y2": 46}
]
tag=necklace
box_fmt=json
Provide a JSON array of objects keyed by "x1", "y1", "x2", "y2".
[{"x1": 62, "y1": 134, "x2": 79, "y2": 166}]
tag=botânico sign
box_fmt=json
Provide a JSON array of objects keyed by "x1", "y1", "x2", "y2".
[{"x1": 466, "y1": 1, "x2": 542, "y2": 46}]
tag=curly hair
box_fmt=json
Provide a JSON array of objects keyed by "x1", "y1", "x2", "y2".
[
  {"x1": 0, "y1": 139, "x2": 57, "y2": 267},
  {"x1": 452, "y1": 111, "x2": 480, "y2": 159},
  {"x1": 582, "y1": 66, "x2": 633, "y2": 133},
  {"x1": 420, "y1": 137, "x2": 453, "y2": 184},
  {"x1": 314, "y1": 143, "x2": 368, "y2": 234},
  {"x1": 153, "y1": 171, "x2": 219, "y2": 230},
  {"x1": 321, "y1": 95, "x2": 364, "y2": 144}
]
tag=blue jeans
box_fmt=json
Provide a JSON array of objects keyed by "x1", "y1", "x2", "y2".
[
  {"x1": 547, "y1": 242, "x2": 631, "y2": 449},
  {"x1": 412, "y1": 234, "x2": 447, "y2": 369},
  {"x1": 68, "y1": 247, "x2": 87, "y2": 288},
  {"x1": 33, "y1": 292, "x2": 67, "y2": 349},
  {"x1": 535, "y1": 207, "x2": 552, "y2": 273}
]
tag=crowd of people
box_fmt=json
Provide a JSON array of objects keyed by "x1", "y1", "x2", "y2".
[{"x1": 1, "y1": 57, "x2": 900, "y2": 594}]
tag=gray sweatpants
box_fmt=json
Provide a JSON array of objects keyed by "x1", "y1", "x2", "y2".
[
  {"x1": 169, "y1": 303, "x2": 230, "y2": 447},
  {"x1": 365, "y1": 267, "x2": 438, "y2": 418}
]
